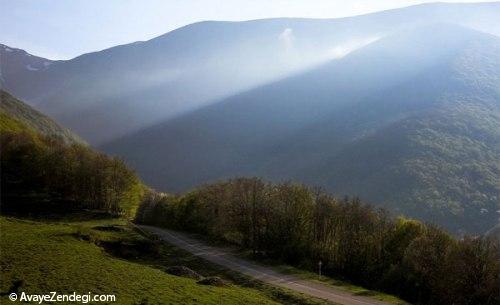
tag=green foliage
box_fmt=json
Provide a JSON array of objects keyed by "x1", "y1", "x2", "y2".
[
  {"x1": 137, "y1": 177, "x2": 500, "y2": 305},
  {"x1": 0, "y1": 130, "x2": 144, "y2": 217}
]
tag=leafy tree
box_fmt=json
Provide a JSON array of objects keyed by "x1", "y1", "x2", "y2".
[
  {"x1": 1, "y1": 130, "x2": 144, "y2": 216},
  {"x1": 135, "y1": 177, "x2": 500, "y2": 304}
]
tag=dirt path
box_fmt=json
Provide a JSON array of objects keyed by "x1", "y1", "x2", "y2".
[{"x1": 139, "y1": 225, "x2": 393, "y2": 305}]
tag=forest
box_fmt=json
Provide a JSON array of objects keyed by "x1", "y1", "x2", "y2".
[
  {"x1": 0, "y1": 129, "x2": 144, "y2": 217},
  {"x1": 136, "y1": 178, "x2": 500, "y2": 305}
]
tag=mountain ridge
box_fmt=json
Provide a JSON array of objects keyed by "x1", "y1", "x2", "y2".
[
  {"x1": 102, "y1": 24, "x2": 500, "y2": 234},
  {"x1": 2, "y1": 2, "x2": 500, "y2": 143}
]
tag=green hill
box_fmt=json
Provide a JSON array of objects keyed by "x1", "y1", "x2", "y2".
[{"x1": 0, "y1": 90, "x2": 84, "y2": 144}]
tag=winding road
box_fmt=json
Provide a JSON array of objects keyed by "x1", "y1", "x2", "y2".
[{"x1": 139, "y1": 225, "x2": 392, "y2": 305}]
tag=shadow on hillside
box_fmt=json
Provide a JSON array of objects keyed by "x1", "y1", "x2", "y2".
[{"x1": 1, "y1": 207, "x2": 118, "y2": 223}]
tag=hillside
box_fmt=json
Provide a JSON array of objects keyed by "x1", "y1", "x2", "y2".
[
  {"x1": 316, "y1": 100, "x2": 500, "y2": 234},
  {"x1": 102, "y1": 25, "x2": 500, "y2": 234},
  {"x1": 2, "y1": 2, "x2": 500, "y2": 143},
  {"x1": 0, "y1": 90, "x2": 84, "y2": 144},
  {"x1": 1, "y1": 90, "x2": 144, "y2": 217},
  {"x1": 0, "y1": 216, "x2": 295, "y2": 305}
]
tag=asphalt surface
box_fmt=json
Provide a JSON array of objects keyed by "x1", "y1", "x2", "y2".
[{"x1": 140, "y1": 225, "x2": 392, "y2": 305}]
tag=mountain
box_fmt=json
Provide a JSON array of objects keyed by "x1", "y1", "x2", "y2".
[
  {"x1": 102, "y1": 24, "x2": 500, "y2": 234},
  {"x1": 2, "y1": 2, "x2": 500, "y2": 144},
  {"x1": 0, "y1": 90, "x2": 84, "y2": 144},
  {"x1": 0, "y1": 44, "x2": 54, "y2": 95}
]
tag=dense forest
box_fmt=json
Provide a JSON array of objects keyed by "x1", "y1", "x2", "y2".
[
  {"x1": 0, "y1": 99, "x2": 144, "y2": 216},
  {"x1": 136, "y1": 178, "x2": 500, "y2": 305}
]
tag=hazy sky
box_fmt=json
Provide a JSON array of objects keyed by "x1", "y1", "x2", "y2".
[{"x1": 1, "y1": 0, "x2": 496, "y2": 59}]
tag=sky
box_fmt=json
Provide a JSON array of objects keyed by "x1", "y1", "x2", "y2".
[{"x1": 1, "y1": 0, "x2": 497, "y2": 59}]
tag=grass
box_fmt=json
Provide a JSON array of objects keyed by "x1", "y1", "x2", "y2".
[
  {"x1": 135, "y1": 229, "x2": 332, "y2": 305},
  {"x1": 264, "y1": 264, "x2": 410, "y2": 305},
  {"x1": 0, "y1": 215, "x2": 333, "y2": 305}
]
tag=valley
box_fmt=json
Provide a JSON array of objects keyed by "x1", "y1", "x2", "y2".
[{"x1": 1, "y1": 2, "x2": 500, "y2": 305}]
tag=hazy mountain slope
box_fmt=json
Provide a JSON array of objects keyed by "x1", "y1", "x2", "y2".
[
  {"x1": 0, "y1": 90, "x2": 84, "y2": 144},
  {"x1": 0, "y1": 44, "x2": 54, "y2": 94},
  {"x1": 102, "y1": 25, "x2": 500, "y2": 234},
  {"x1": 250, "y1": 26, "x2": 499, "y2": 234},
  {"x1": 2, "y1": 2, "x2": 500, "y2": 144}
]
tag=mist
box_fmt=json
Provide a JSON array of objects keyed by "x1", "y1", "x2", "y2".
[{"x1": 2, "y1": 2, "x2": 500, "y2": 144}]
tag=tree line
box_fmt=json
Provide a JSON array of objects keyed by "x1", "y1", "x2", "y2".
[
  {"x1": 1, "y1": 130, "x2": 144, "y2": 216},
  {"x1": 136, "y1": 177, "x2": 500, "y2": 305}
]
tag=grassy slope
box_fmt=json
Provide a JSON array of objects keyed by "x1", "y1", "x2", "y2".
[
  {"x1": 0, "y1": 216, "x2": 333, "y2": 305},
  {"x1": 0, "y1": 90, "x2": 84, "y2": 144}
]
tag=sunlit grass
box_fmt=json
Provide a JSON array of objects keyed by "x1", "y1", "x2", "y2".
[{"x1": 0, "y1": 216, "x2": 285, "y2": 305}]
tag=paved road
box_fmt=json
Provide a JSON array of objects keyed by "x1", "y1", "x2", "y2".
[{"x1": 139, "y1": 225, "x2": 392, "y2": 305}]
